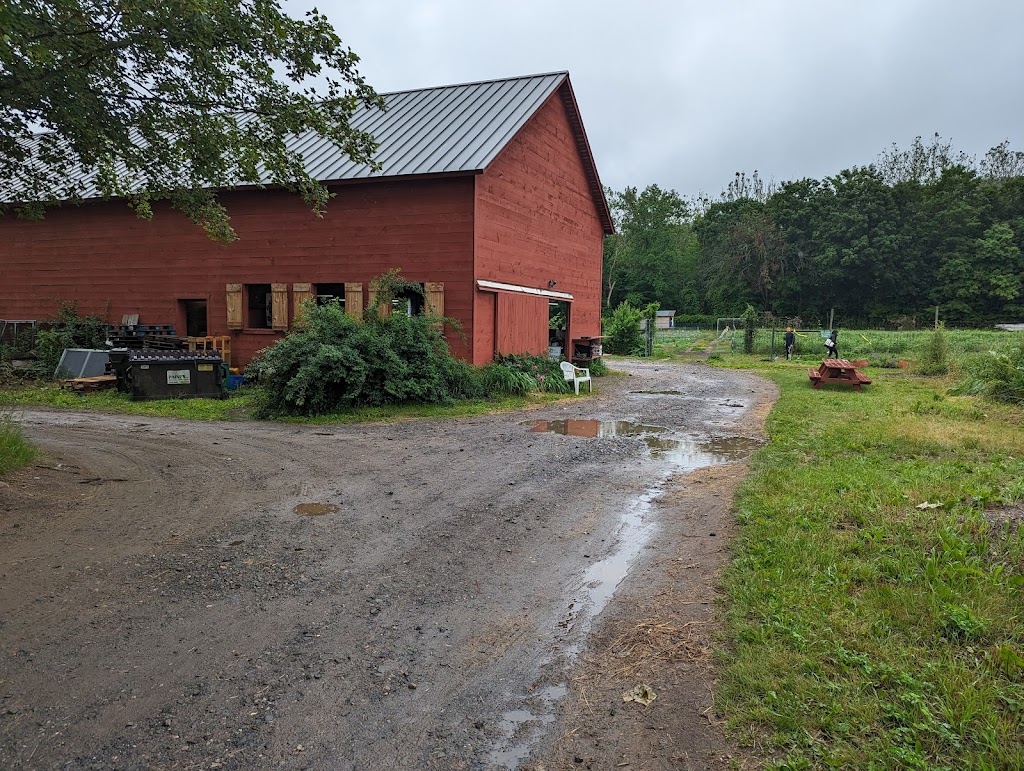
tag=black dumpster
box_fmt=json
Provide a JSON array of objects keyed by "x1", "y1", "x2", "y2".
[{"x1": 118, "y1": 349, "x2": 226, "y2": 401}]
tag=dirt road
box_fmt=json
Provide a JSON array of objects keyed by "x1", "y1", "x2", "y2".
[{"x1": 0, "y1": 360, "x2": 775, "y2": 770}]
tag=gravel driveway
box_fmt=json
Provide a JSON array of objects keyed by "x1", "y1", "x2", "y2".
[{"x1": 0, "y1": 359, "x2": 775, "y2": 770}]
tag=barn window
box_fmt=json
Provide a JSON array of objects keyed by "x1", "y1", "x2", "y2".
[
  {"x1": 315, "y1": 283, "x2": 346, "y2": 308},
  {"x1": 391, "y1": 283, "x2": 425, "y2": 315},
  {"x1": 246, "y1": 284, "x2": 272, "y2": 329}
]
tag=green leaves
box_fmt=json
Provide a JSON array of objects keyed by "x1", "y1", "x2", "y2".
[{"x1": 0, "y1": 0, "x2": 384, "y2": 240}]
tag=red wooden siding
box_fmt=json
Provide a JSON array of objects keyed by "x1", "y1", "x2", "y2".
[
  {"x1": 472, "y1": 87, "x2": 605, "y2": 364},
  {"x1": 495, "y1": 293, "x2": 548, "y2": 356},
  {"x1": 0, "y1": 177, "x2": 475, "y2": 366}
]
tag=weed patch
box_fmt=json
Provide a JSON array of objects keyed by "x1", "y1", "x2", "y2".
[{"x1": 0, "y1": 411, "x2": 36, "y2": 475}]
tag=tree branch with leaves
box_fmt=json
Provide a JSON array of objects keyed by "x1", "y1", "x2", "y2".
[{"x1": 0, "y1": 0, "x2": 385, "y2": 240}]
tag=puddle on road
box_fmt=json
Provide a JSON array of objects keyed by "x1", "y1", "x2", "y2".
[
  {"x1": 292, "y1": 502, "x2": 339, "y2": 516},
  {"x1": 645, "y1": 434, "x2": 762, "y2": 466},
  {"x1": 528, "y1": 420, "x2": 761, "y2": 468},
  {"x1": 487, "y1": 684, "x2": 567, "y2": 769},
  {"x1": 489, "y1": 423, "x2": 764, "y2": 768},
  {"x1": 528, "y1": 419, "x2": 666, "y2": 438},
  {"x1": 630, "y1": 389, "x2": 683, "y2": 395}
]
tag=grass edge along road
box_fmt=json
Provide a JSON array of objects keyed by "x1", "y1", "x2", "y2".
[{"x1": 717, "y1": 359, "x2": 1024, "y2": 769}]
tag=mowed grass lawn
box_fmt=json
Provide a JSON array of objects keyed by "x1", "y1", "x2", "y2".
[{"x1": 718, "y1": 358, "x2": 1024, "y2": 768}]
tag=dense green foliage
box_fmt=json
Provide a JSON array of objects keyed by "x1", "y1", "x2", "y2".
[
  {"x1": 602, "y1": 302, "x2": 647, "y2": 355},
  {"x1": 953, "y1": 345, "x2": 1024, "y2": 404},
  {"x1": 0, "y1": 0, "x2": 382, "y2": 241},
  {"x1": 916, "y1": 325, "x2": 951, "y2": 375},
  {"x1": 248, "y1": 297, "x2": 479, "y2": 416},
  {"x1": 249, "y1": 280, "x2": 580, "y2": 417},
  {"x1": 605, "y1": 136, "x2": 1024, "y2": 327},
  {"x1": 720, "y1": 361, "x2": 1024, "y2": 768},
  {"x1": 32, "y1": 302, "x2": 109, "y2": 378}
]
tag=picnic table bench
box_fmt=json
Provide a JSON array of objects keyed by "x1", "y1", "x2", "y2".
[{"x1": 808, "y1": 359, "x2": 872, "y2": 391}]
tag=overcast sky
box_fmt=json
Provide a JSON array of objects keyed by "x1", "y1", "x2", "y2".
[{"x1": 291, "y1": 0, "x2": 1024, "y2": 200}]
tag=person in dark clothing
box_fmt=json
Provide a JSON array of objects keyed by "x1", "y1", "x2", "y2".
[
  {"x1": 784, "y1": 327, "x2": 796, "y2": 360},
  {"x1": 824, "y1": 329, "x2": 839, "y2": 359}
]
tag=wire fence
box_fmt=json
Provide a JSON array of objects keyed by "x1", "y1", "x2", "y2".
[{"x1": 653, "y1": 326, "x2": 1023, "y2": 362}]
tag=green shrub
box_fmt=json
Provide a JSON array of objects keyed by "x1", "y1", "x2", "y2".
[
  {"x1": 603, "y1": 302, "x2": 645, "y2": 355},
  {"x1": 249, "y1": 291, "x2": 480, "y2": 417},
  {"x1": 916, "y1": 325, "x2": 950, "y2": 375}
]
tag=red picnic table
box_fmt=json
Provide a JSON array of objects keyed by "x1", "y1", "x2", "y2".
[{"x1": 808, "y1": 359, "x2": 872, "y2": 391}]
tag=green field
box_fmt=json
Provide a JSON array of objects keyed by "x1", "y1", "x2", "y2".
[
  {"x1": 716, "y1": 356, "x2": 1024, "y2": 768},
  {"x1": 655, "y1": 326, "x2": 1022, "y2": 365}
]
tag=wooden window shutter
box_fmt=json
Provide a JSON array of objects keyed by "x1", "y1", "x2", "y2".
[
  {"x1": 271, "y1": 283, "x2": 288, "y2": 330},
  {"x1": 368, "y1": 280, "x2": 390, "y2": 317},
  {"x1": 226, "y1": 284, "x2": 242, "y2": 330},
  {"x1": 425, "y1": 282, "x2": 444, "y2": 328},
  {"x1": 344, "y1": 282, "x2": 363, "y2": 319},
  {"x1": 292, "y1": 283, "x2": 314, "y2": 322}
]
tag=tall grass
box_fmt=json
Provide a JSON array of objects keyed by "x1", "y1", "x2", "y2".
[
  {"x1": 719, "y1": 364, "x2": 1024, "y2": 768},
  {"x1": 0, "y1": 411, "x2": 35, "y2": 475}
]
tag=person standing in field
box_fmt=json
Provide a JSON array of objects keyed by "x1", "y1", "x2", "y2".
[
  {"x1": 785, "y1": 327, "x2": 796, "y2": 360},
  {"x1": 824, "y1": 329, "x2": 839, "y2": 359}
]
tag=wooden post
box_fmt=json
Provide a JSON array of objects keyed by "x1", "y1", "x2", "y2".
[
  {"x1": 934, "y1": 306, "x2": 939, "y2": 329},
  {"x1": 828, "y1": 308, "x2": 834, "y2": 330}
]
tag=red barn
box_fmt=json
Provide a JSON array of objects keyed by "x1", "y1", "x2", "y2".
[{"x1": 1, "y1": 72, "x2": 613, "y2": 367}]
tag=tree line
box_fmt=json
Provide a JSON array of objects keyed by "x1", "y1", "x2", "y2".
[{"x1": 604, "y1": 135, "x2": 1024, "y2": 327}]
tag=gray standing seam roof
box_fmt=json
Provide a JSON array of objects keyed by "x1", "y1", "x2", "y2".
[
  {"x1": 317, "y1": 71, "x2": 569, "y2": 180},
  {"x1": 6, "y1": 71, "x2": 614, "y2": 232}
]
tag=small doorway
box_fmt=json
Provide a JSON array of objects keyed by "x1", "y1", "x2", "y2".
[
  {"x1": 548, "y1": 300, "x2": 569, "y2": 358},
  {"x1": 180, "y1": 299, "x2": 208, "y2": 337}
]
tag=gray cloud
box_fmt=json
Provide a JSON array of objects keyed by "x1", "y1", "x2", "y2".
[{"x1": 290, "y1": 0, "x2": 1024, "y2": 199}]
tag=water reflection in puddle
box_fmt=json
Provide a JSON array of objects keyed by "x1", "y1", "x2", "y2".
[
  {"x1": 528, "y1": 419, "x2": 665, "y2": 437},
  {"x1": 292, "y1": 502, "x2": 339, "y2": 516},
  {"x1": 488, "y1": 685, "x2": 567, "y2": 769},
  {"x1": 644, "y1": 435, "x2": 763, "y2": 466},
  {"x1": 528, "y1": 419, "x2": 761, "y2": 468}
]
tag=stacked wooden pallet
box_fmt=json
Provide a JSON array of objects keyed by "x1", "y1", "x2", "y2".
[{"x1": 60, "y1": 375, "x2": 118, "y2": 393}]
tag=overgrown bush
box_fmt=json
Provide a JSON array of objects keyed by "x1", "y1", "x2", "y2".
[
  {"x1": 603, "y1": 302, "x2": 646, "y2": 355},
  {"x1": 33, "y1": 302, "x2": 109, "y2": 378},
  {"x1": 916, "y1": 325, "x2": 950, "y2": 375},
  {"x1": 952, "y1": 345, "x2": 1024, "y2": 404},
  {"x1": 249, "y1": 291, "x2": 481, "y2": 417}
]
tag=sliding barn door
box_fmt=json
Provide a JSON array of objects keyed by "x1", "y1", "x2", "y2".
[{"x1": 495, "y1": 293, "x2": 548, "y2": 356}]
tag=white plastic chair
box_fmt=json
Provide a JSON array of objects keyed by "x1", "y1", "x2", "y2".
[{"x1": 559, "y1": 361, "x2": 592, "y2": 394}]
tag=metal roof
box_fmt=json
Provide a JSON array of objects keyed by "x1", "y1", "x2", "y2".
[
  {"x1": 309, "y1": 71, "x2": 568, "y2": 180},
  {"x1": 6, "y1": 71, "x2": 614, "y2": 232}
]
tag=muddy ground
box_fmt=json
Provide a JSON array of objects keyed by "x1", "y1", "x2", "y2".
[{"x1": 0, "y1": 359, "x2": 776, "y2": 770}]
